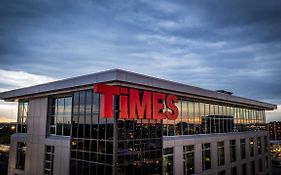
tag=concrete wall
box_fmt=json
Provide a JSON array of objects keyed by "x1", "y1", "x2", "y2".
[
  {"x1": 163, "y1": 131, "x2": 271, "y2": 175},
  {"x1": 8, "y1": 97, "x2": 70, "y2": 175}
]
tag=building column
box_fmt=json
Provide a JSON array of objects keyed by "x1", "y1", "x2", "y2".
[
  {"x1": 194, "y1": 143, "x2": 202, "y2": 174},
  {"x1": 211, "y1": 142, "x2": 218, "y2": 170},
  {"x1": 174, "y1": 145, "x2": 183, "y2": 175}
]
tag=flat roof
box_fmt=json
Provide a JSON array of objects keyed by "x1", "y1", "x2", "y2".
[{"x1": 0, "y1": 69, "x2": 277, "y2": 110}]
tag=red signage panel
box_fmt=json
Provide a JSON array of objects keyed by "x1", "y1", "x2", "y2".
[{"x1": 93, "y1": 84, "x2": 178, "y2": 120}]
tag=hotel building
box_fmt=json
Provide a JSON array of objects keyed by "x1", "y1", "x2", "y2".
[
  {"x1": 267, "y1": 121, "x2": 281, "y2": 141},
  {"x1": 0, "y1": 69, "x2": 276, "y2": 175}
]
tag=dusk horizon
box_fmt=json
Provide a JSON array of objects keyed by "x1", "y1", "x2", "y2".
[{"x1": 0, "y1": 0, "x2": 280, "y2": 122}]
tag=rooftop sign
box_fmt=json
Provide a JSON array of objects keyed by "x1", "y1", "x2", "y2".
[{"x1": 94, "y1": 84, "x2": 179, "y2": 120}]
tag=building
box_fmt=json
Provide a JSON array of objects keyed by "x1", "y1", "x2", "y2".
[
  {"x1": 267, "y1": 121, "x2": 281, "y2": 140},
  {"x1": 0, "y1": 69, "x2": 277, "y2": 175}
]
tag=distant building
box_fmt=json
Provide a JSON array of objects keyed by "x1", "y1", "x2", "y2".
[
  {"x1": 0, "y1": 69, "x2": 277, "y2": 175},
  {"x1": 267, "y1": 121, "x2": 281, "y2": 140}
]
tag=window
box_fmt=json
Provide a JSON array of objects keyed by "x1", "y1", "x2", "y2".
[
  {"x1": 16, "y1": 142, "x2": 26, "y2": 170},
  {"x1": 49, "y1": 95, "x2": 72, "y2": 136},
  {"x1": 240, "y1": 139, "x2": 246, "y2": 159},
  {"x1": 217, "y1": 141, "x2": 225, "y2": 166},
  {"x1": 230, "y1": 140, "x2": 236, "y2": 162},
  {"x1": 183, "y1": 145, "x2": 194, "y2": 174},
  {"x1": 231, "y1": 167, "x2": 237, "y2": 175},
  {"x1": 257, "y1": 137, "x2": 262, "y2": 154},
  {"x1": 259, "y1": 158, "x2": 263, "y2": 172},
  {"x1": 44, "y1": 145, "x2": 54, "y2": 175},
  {"x1": 202, "y1": 143, "x2": 211, "y2": 170},
  {"x1": 241, "y1": 163, "x2": 247, "y2": 175},
  {"x1": 17, "y1": 100, "x2": 28, "y2": 133},
  {"x1": 249, "y1": 138, "x2": 254, "y2": 157},
  {"x1": 264, "y1": 136, "x2": 268, "y2": 153},
  {"x1": 218, "y1": 171, "x2": 225, "y2": 175},
  {"x1": 163, "y1": 148, "x2": 173, "y2": 175},
  {"x1": 265, "y1": 156, "x2": 269, "y2": 169},
  {"x1": 71, "y1": 90, "x2": 116, "y2": 175},
  {"x1": 251, "y1": 161, "x2": 255, "y2": 175}
]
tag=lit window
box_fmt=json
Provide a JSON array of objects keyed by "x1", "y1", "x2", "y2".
[{"x1": 249, "y1": 138, "x2": 254, "y2": 157}]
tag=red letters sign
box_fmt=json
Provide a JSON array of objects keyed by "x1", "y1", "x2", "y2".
[{"x1": 93, "y1": 84, "x2": 178, "y2": 120}]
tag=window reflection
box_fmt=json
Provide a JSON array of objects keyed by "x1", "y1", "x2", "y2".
[
  {"x1": 70, "y1": 90, "x2": 113, "y2": 175},
  {"x1": 17, "y1": 100, "x2": 28, "y2": 133},
  {"x1": 183, "y1": 145, "x2": 194, "y2": 174},
  {"x1": 217, "y1": 142, "x2": 225, "y2": 166},
  {"x1": 49, "y1": 95, "x2": 72, "y2": 136},
  {"x1": 162, "y1": 98, "x2": 266, "y2": 136},
  {"x1": 202, "y1": 143, "x2": 211, "y2": 170},
  {"x1": 163, "y1": 148, "x2": 173, "y2": 175}
]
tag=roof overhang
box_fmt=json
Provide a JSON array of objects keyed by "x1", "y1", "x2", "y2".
[{"x1": 0, "y1": 69, "x2": 277, "y2": 110}]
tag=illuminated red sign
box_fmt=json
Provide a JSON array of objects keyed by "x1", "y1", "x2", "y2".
[{"x1": 93, "y1": 84, "x2": 178, "y2": 120}]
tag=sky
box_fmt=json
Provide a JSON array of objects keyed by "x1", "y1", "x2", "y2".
[{"x1": 0, "y1": 0, "x2": 280, "y2": 122}]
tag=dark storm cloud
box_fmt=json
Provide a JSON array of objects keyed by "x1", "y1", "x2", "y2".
[{"x1": 0, "y1": 0, "x2": 280, "y2": 106}]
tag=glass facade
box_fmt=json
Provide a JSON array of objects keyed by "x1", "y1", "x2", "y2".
[
  {"x1": 70, "y1": 90, "x2": 114, "y2": 175},
  {"x1": 70, "y1": 89, "x2": 162, "y2": 175},
  {"x1": 117, "y1": 119, "x2": 162, "y2": 175},
  {"x1": 48, "y1": 95, "x2": 72, "y2": 136},
  {"x1": 16, "y1": 142, "x2": 26, "y2": 170},
  {"x1": 163, "y1": 100, "x2": 266, "y2": 136},
  {"x1": 17, "y1": 100, "x2": 28, "y2": 133},
  {"x1": 44, "y1": 145, "x2": 54, "y2": 175},
  {"x1": 183, "y1": 145, "x2": 194, "y2": 174},
  {"x1": 41, "y1": 85, "x2": 269, "y2": 175}
]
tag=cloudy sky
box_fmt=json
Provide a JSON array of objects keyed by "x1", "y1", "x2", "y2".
[{"x1": 0, "y1": 0, "x2": 280, "y2": 122}]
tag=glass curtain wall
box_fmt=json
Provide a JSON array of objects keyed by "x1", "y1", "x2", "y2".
[
  {"x1": 116, "y1": 89, "x2": 162, "y2": 175},
  {"x1": 70, "y1": 90, "x2": 114, "y2": 175},
  {"x1": 70, "y1": 88, "x2": 162, "y2": 175},
  {"x1": 163, "y1": 99, "x2": 266, "y2": 136}
]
